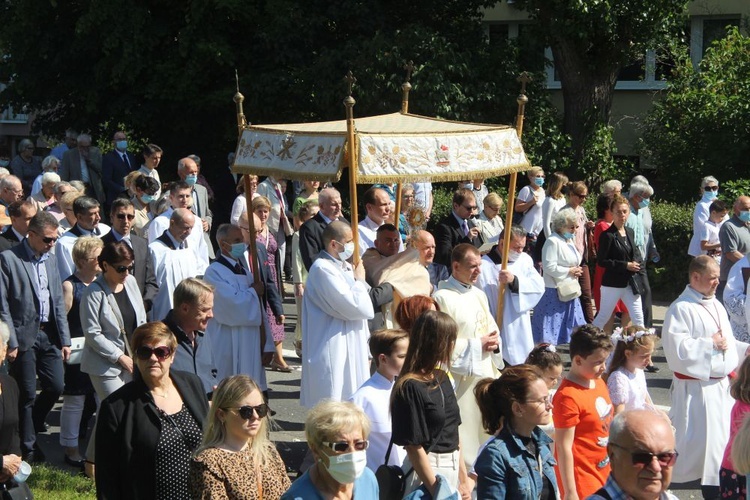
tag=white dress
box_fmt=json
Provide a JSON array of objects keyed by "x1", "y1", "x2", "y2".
[
  {"x1": 724, "y1": 257, "x2": 749, "y2": 342},
  {"x1": 606, "y1": 367, "x2": 650, "y2": 410}
]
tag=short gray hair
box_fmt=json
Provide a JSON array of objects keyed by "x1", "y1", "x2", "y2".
[
  {"x1": 305, "y1": 400, "x2": 370, "y2": 454},
  {"x1": 28, "y1": 211, "x2": 59, "y2": 234},
  {"x1": 551, "y1": 208, "x2": 577, "y2": 234},
  {"x1": 629, "y1": 182, "x2": 654, "y2": 199},
  {"x1": 18, "y1": 139, "x2": 33, "y2": 151},
  {"x1": 188, "y1": 154, "x2": 201, "y2": 167},
  {"x1": 319, "y1": 187, "x2": 341, "y2": 206},
  {"x1": 173, "y1": 278, "x2": 214, "y2": 307},
  {"x1": 601, "y1": 179, "x2": 622, "y2": 195},
  {"x1": 0, "y1": 167, "x2": 9, "y2": 177},
  {"x1": 631, "y1": 175, "x2": 649, "y2": 185},
  {"x1": 69, "y1": 180, "x2": 86, "y2": 193},
  {"x1": 72, "y1": 196, "x2": 100, "y2": 216},
  {"x1": 54, "y1": 181, "x2": 73, "y2": 195},
  {"x1": 42, "y1": 155, "x2": 60, "y2": 171},
  {"x1": 215, "y1": 223, "x2": 239, "y2": 243},
  {"x1": 701, "y1": 176, "x2": 719, "y2": 189},
  {"x1": 0, "y1": 175, "x2": 21, "y2": 191},
  {"x1": 503, "y1": 224, "x2": 527, "y2": 242},
  {"x1": 609, "y1": 408, "x2": 673, "y2": 445},
  {"x1": 42, "y1": 172, "x2": 61, "y2": 186},
  {"x1": 0, "y1": 320, "x2": 9, "y2": 346},
  {"x1": 76, "y1": 133, "x2": 92, "y2": 145}
]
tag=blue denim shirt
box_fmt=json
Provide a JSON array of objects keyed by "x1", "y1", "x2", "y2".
[{"x1": 475, "y1": 425, "x2": 558, "y2": 499}]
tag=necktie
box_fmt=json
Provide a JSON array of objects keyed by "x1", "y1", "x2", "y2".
[
  {"x1": 122, "y1": 153, "x2": 130, "y2": 169},
  {"x1": 461, "y1": 220, "x2": 469, "y2": 237},
  {"x1": 180, "y1": 240, "x2": 188, "y2": 250},
  {"x1": 233, "y1": 262, "x2": 246, "y2": 275}
]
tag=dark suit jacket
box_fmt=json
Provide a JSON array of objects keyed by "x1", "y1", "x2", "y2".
[
  {"x1": 101, "y1": 231, "x2": 158, "y2": 310},
  {"x1": 60, "y1": 147, "x2": 105, "y2": 203},
  {"x1": 101, "y1": 150, "x2": 138, "y2": 207},
  {"x1": 433, "y1": 214, "x2": 484, "y2": 267},
  {"x1": 299, "y1": 213, "x2": 350, "y2": 271},
  {"x1": 597, "y1": 225, "x2": 642, "y2": 288},
  {"x1": 0, "y1": 227, "x2": 22, "y2": 253},
  {"x1": 0, "y1": 242, "x2": 71, "y2": 351},
  {"x1": 427, "y1": 262, "x2": 450, "y2": 290},
  {"x1": 95, "y1": 370, "x2": 209, "y2": 500}
]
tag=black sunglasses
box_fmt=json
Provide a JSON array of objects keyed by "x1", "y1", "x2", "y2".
[
  {"x1": 30, "y1": 230, "x2": 57, "y2": 244},
  {"x1": 114, "y1": 264, "x2": 134, "y2": 274},
  {"x1": 115, "y1": 213, "x2": 136, "y2": 220},
  {"x1": 322, "y1": 440, "x2": 369, "y2": 453},
  {"x1": 610, "y1": 442, "x2": 678, "y2": 468},
  {"x1": 135, "y1": 345, "x2": 172, "y2": 361},
  {"x1": 704, "y1": 185, "x2": 719, "y2": 192},
  {"x1": 225, "y1": 404, "x2": 271, "y2": 419}
]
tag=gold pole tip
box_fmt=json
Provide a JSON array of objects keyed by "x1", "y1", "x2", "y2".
[{"x1": 234, "y1": 91, "x2": 245, "y2": 104}]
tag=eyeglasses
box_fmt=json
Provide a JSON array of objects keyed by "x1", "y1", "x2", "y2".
[
  {"x1": 704, "y1": 185, "x2": 719, "y2": 192},
  {"x1": 135, "y1": 345, "x2": 172, "y2": 361},
  {"x1": 115, "y1": 213, "x2": 136, "y2": 220},
  {"x1": 113, "y1": 264, "x2": 134, "y2": 274},
  {"x1": 462, "y1": 205, "x2": 478, "y2": 211},
  {"x1": 609, "y1": 442, "x2": 679, "y2": 468},
  {"x1": 30, "y1": 230, "x2": 57, "y2": 244},
  {"x1": 322, "y1": 440, "x2": 369, "y2": 453},
  {"x1": 225, "y1": 404, "x2": 271, "y2": 420},
  {"x1": 524, "y1": 395, "x2": 552, "y2": 408}
]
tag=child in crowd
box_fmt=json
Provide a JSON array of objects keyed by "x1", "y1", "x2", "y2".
[
  {"x1": 291, "y1": 200, "x2": 319, "y2": 357},
  {"x1": 604, "y1": 326, "x2": 656, "y2": 414},
  {"x1": 721, "y1": 355, "x2": 750, "y2": 499},
  {"x1": 349, "y1": 329, "x2": 409, "y2": 472},
  {"x1": 701, "y1": 200, "x2": 729, "y2": 262},
  {"x1": 553, "y1": 324, "x2": 614, "y2": 499},
  {"x1": 526, "y1": 343, "x2": 564, "y2": 391}
]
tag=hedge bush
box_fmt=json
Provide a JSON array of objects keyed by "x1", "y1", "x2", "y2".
[{"x1": 647, "y1": 201, "x2": 693, "y2": 301}]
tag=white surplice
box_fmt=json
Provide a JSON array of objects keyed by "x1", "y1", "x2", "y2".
[
  {"x1": 203, "y1": 257, "x2": 273, "y2": 390},
  {"x1": 146, "y1": 207, "x2": 209, "y2": 274},
  {"x1": 476, "y1": 252, "x2": 545, "y2": 365},
  {"x1": 433, "y1": 276, "x2": 504, "y2": 467},
  {"x1": 300, "y1": 252, "x2": 374, "y2": 408},
  {"x1": 148, "y1": 240, "x2": 200, "y2": 321},
  {"x1": 662, "y1": 285, "x2": 749, "y2": 486}
]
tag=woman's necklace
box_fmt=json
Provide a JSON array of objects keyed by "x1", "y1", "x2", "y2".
[{"x1": 151, "y1": 384, "x2": 172, "y2": 399}]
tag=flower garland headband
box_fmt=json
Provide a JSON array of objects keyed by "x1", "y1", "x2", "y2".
[{"x1": 610, "y1": 327, "x2": 656, "y2": 346}]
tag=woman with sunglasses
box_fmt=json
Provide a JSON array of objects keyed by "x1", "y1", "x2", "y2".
[
  {"x1": 80, "y1": 240, "x2": 147, "y2": 477},
  {"x1": 282, "y1": 400, "x2": 378, "y2": 499},
  {"x1": 95, "y1": 321, "x2": 209, "y2": 499},
  {"x1": 190, "y1": 375, "x2": 290, "y2": 499},
  {"x1": 473, "y1": 365, "x2": 558, "y2": 499},
  {"x1": 687, "y1": 176, "x2": 722, "y2": 258},
  {"x1": 563, "y1": 180, "x2": 596, "y2": 323}
]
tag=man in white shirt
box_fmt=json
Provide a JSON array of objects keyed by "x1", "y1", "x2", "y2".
[
  {"x1": 55, "y1": 196, "x2": 111, "y2": 280},
  {"x1": 358, "y1": 186, "x2": 403, "y2": 255}
]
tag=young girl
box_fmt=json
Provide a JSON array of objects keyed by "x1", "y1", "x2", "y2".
[
  {"x1": 525, "y1": 343, "x2": 564, "y2": 391},
  {"x1": 605, "y1": 326, "x2": 656, "y2": 414},
  {"x1": 721, "y1": 355, "x2": 750, "y2": 499}
]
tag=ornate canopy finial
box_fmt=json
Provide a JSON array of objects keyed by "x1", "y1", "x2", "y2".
[
  {"x1": 403, "y1": 60, "x2": 415, "y2": 83},
  {"x1": 517, "y1": 72, "x2": 531, "y2": 95},
  {"x1": 344, "y1": 71, "x2": 357, "y2": 97}
]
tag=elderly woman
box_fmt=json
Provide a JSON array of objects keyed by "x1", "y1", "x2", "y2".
[
  {"x1": 473, "y1": 365, "x2": 558, "y2": 499},
  {"x1": 563, "y1": 181, "x2": 595, "y2": 322},
  {"x1": 230, "y1": 174, "x2": 259, "y2": 225},
  {"x1": 282, "y1": 400, "x2": 378, "y2": 499},
  {"x1": 60, "y1": 236, "x2": 102, "y2": 467},
  {"x1": 9, "y1": 138, "x2": 41, "y2": 195},
  {"x1": 0, "y1": 320, "x2": 22, "y2": 484},
  {"x1": 96, "y1": 322, "x2": 209, "y2": 499},
  {"x1": 392, "y1": 310, "x2": 470, "y2": 497},
  {"x1": 30, "y1": 155, "x2": 60, "y2": 196},
  {"x1": 190, "y1": 375, "x2": 290, "y2": 499},
  {"x1": 477, "y1": 192, "x2": 504, "y2": 244},
  {"x1": 688, "y1": 176, "x2": 723, "y2": 257},
  {"x1": 592, "y1": 195, "x2": 645, "y2": 331},
  {"x1": 28, "y1": 171, "x2": 60, "y2": 212},
  {"x1": 514, "y1": 166, "x2": 546, "y2": 252},
  {"x1": 531, "y1": 208, "x2": 586, "y2": 345}
]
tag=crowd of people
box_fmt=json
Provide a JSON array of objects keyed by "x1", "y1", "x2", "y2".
[{"x1": 0, "y1": 131, "x2": 749, "y2": 500}]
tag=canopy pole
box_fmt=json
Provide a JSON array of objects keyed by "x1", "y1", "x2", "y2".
[
  {"x1": 394, "y1": 184, "x2": 403, "y2": 233},
  {"x1": 496, "y1": 72, "x2": 531, "y2": 328},
  {"x1": 395, "y1": 62, "x2": 413, "y2": 233},
  {"x1": 243, "y1": 152, "x2": 266, "y2": 360},
  {"x1": 344, "y1": 71, "x2": 360, "y2": 262},
  {"x1": 233, "y1": 69, "x2": 247, "y2": 136}
]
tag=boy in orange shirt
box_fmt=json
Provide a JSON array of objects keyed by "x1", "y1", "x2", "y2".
[{"x1": 553, "y1": 324, "x2": 614, "y2": 499}]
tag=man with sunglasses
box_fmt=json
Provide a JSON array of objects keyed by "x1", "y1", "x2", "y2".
[
  {"x1": 588, "y1": 409, "x2": 678, "y2": 500},
  {"x1": 0, "y1": 212, "x2": 71, "y2": 463},
  {"x1": 434, "y1": 187, "x2": 484, "y2": 267},
  {"x1": 102, "y1": 198, "x2": 158, "y2": 312}
]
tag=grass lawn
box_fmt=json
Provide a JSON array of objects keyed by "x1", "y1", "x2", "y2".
[{"x1": 26, "y1": 464, "x2": 95, "y2": 500}]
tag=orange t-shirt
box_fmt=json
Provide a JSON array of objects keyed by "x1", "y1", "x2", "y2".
[{"x1": 552, "y1": 377, "x2": 614, "y2": 498}]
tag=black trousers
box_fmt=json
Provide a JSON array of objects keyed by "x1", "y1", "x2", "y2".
[
  {"x1": 639, "y1": 268, "x2": 653, "y2": 328},
  {"x1": 10, "y1": 331, "x2": 64, "y2": 455}
]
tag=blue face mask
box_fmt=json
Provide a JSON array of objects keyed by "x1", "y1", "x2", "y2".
[
  {"x1": 141, "y1": 194, "x2": 156, "y2": 203},
  {"x1": 740, "y1": 211, "x2": 750, "y2": 223},
  {"x1": 0, "y1": 160, "x2": 9, "y2": 168},
  {"x1": 115, "y1": 140, "x2": 128, "y2": 152},
  {"x1": 639, "y1": 198, "x2": 650, "y2": 209},
  {"x1": 229, "y1": 242, "x2": 246, "y2": 260},
  {"x1": 562, "y1": 231, "x2": 575, "y2": 240},
  {"x1": 185, "y1": 174, "x2": 198, "y2": 186},
  {"x1": 534, "y1": 177, "x2": 544, "y2": 187},
  {"x1": 702, "y1": 190, "x2": 718, "y2": 202}
]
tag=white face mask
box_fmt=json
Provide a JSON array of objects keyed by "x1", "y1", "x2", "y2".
[
  {"x1": 336, "y1": 240, "x2": 355, "y2": 262},
  {"x1": 321, "y1": 450, "x2": 367, "y2": 484},
  {"x1": 508, "y1": 250, "x2": 523, "y2": 262}
]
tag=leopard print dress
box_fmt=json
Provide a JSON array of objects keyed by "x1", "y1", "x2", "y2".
[{"x1": 189, "y1": 444, "x2": 291, "y2": 499}]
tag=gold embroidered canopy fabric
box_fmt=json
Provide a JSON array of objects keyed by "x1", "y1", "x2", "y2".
[{"x1": 232, "y1": 112, "x2": 530, "y2": 183}]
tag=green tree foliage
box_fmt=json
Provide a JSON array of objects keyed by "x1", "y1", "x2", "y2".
[
  {"x1": 640, "y1": 27, "x2": 750, "y2": 201},
  {"x1": 512, "y1": 0, "x2": 687, "y2": 182}
]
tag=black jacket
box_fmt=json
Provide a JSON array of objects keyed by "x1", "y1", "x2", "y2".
[
  {"x1": 95, "y1": 370, "x2": 209, "y2": 500},
  {"x1": 597, "y1": 225, "x2": 642, "y2": 288},
  {"x1": 298, "y1": 212, "x2": 349, "y2": 271},
  {"x1": 433, "y1": 214, "x2": 483, "y2": 267}
]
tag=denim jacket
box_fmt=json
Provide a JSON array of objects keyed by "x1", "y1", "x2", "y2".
[{"x1": 475, "y1": 425, "x2": 559, "y2": 499}]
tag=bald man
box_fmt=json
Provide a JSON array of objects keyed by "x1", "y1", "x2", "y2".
[
  {"x1": 413, "y1": 230, "x2": 449, "y2": 292},
  {"x1": 149, "y1": 208, "x2": 201, "y2": 320},
  {"x1": 718, "y1": 195, "x2": 750, "y2": 303}
]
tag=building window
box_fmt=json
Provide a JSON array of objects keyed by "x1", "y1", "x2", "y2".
[
  {"x1": 690, "y1": 15, "x2": 741, "y2": 68},
  {"x1": 484, "y1": 21, "x2": 547, "y2": 73},
  {"x1": 545, "y1": 48, "x2": 665, "y2": 91}
]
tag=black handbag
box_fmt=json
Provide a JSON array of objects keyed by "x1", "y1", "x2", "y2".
[
  {"x1": 628, "y1": 273, "x2": 642, "y2": 296},
  {"x1": 1, "y1": 480, "x2": 33, "y2": 500}
]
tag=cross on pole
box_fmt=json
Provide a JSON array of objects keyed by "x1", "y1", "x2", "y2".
[
  {"x1": 344, "y1": 71, "x2": 357, "y2": 97},
  {"x1": 517, "y1": 71, "x2": 531, "y2": 95},
  {"x1": 403, "y1": 60, "x2": 415, "y2": 83}
]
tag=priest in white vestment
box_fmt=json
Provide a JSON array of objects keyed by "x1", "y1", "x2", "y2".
[
  {"x1": 146, "y1": 180, "x2": 209, "y2": 274},
  {"x1": 433, "y1": 243, "x2": 504, "y2": 468},
  {"x1": 476, "y1": 226, "x2": 544, "y2": 365},
  {"x1": 204, "y1": 224, "x2": 273, "y2": 389},
  {"x1": 662, "y1": 255, "x2": 749, "y2": 489},
  {"x1": 149, "y1": 209, "x2": 200, "y2": 321},
  {"x1": 300, "y1": 221, "x2": 374, "y2": 408}
]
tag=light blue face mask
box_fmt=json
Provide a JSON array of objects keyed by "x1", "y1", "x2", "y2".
[
  {"x1": 0, "y1": 160, "x2": 9, "y2": 168},
  {"x1": 562, "y1": 231, "x2": 575, "y2": 240},
  {"x1": 639, "y1": 198, "x2": 650, "y2": 209},
  {"x1": 185, "y1": 174, "x2": 198, "y2": 186},
  {"x1": 115, "y1": 140, "x2": 128, "y2": 152},
  {"x1": 740, "y1": 211, "x2": 750, "y2": 224},
  {"x1": 534, "y1": 177, "x2": 544, "y2": 187},
  {"x1": 141, "y1": 194, "x2": 157, "y2": 203},
  {"x1": 702, "y1": 190, "x2": 718, "y2": 202},
  {"x1": 229, "y1": 242, "x2": 246, "y2": 260}
]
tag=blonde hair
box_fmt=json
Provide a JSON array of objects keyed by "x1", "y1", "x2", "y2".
[
  {"x1": 197, "y1": 375, "x2": 277, "y2": 465},
  {"x1": 605, "y1": 326, "x2": 657, "y2": 380},
  {"x1": 71, "y1": 236, "x2": 104, "y2": 269},
  {"x1": 124, "y1": 171, "x2": 143, "y2": 192},
  {"x1": 732, "y1": 414, "x2": 750, "y2": 474},
  {"x1": 527, "y1": 166, "x2": 544, "y2": 179},
  {"x1": 305, "y1": 400, "x2": 371, "y2": 454},
  {"x1": 483, "y1": 192, "x2": 503, "y2": 211},
  {"x1": 60, "y1": 190, "x2": 83, "y2": 209},
  {"x1": 252, "y1": 195, "x2": 272, "y2": 211}
]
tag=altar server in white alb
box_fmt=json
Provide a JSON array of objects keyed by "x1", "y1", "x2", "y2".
[
  {"x1": 300, "y1": 220, "x2": 374, "y2": 408},
  {"x1": 662, "y1": 255, "x2": 749, "y2": 492},
  {"x1": 203, "y1": 223, "x2": 273, "y2": 388},
  {"x1": 433, "y1": 243, "x2": 504, "y2": 468},
  {"x1": 148, "y1": 208, "x2": 201, "y2": 321},
  {"x1": 476, "y1": 224, "x2": 544, "y2": 366}
]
